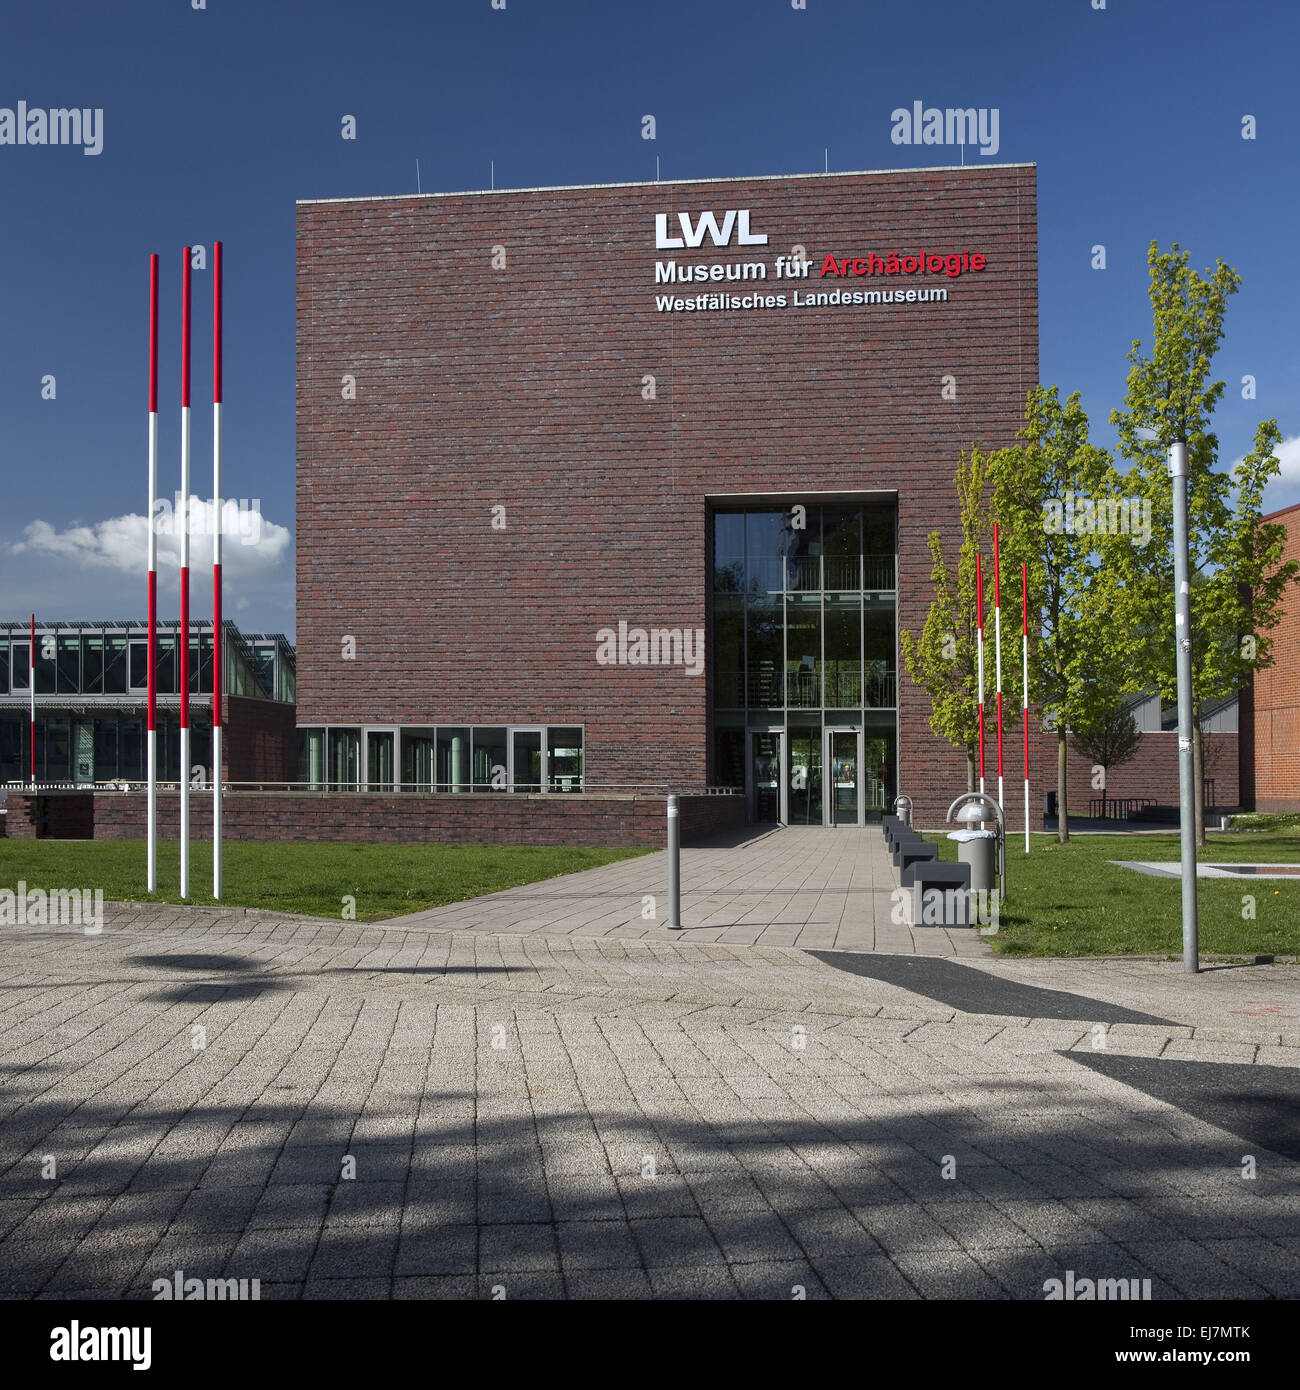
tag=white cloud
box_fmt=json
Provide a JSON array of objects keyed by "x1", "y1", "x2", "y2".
[
  {"x1": 3, "y1": 500, "x2": 294, "y2": 633},
  {"x1": 1271, "y1": 434, "x2": 1300, "y2": 485},
  {"x1": 10, "y1": 500, "x2": 290, "y2": 579}
]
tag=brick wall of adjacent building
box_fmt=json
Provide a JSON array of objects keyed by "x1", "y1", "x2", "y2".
[
  {"x1": 1244, "y1": 504, "x2": 1300, "y2": 812},
  {"x1": 1025, "y1": 730, "x2": 1239, "y2": 822},
  {"x1": 296, "y1": 165, "x2": 1039, "y2": 829},
  {"x1": 85, "y1": 791, "x2": 742, "y2": 847}
]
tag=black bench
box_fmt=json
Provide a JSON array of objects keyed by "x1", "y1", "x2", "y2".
[
  {"x1": 893, "y1": 841, "x2": 938, "y2": 875},
  {"x1": 905, "y1": 860, "x2": 974, "y2": 926}
]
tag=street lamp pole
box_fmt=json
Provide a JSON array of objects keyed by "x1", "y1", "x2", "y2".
[{"x1": 1169, "y1": 438, "x2": 1199, "y2": 973}]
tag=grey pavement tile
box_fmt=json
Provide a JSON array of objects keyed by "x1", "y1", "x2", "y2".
[
  {"x1": 891, "y1": 1249, "x2": 1012, "y2": 1299},
  {"x1": 476, "y1": 1271, "x2": 566, "y2": 1299},
  {"x1": 477, "y1": 1183, "x2": 552, "y2": 1224},
  {"x1": 308, "y1": 1228, "x2": 398, "y2": 1279},
  {"x1": 730, "y1": 1260, "x2": 829, "y2": 1299},
  {"x1": 478, "y1": 1222, "x2": 560, "y2": 1273},
  {"x1": 1121, "y1": 1239, "x2": 1271, "y2": 1299},
  {"x1": 392, "y1": 1275, "x2": 477, "y2": 1299},
  {"x1": 168, "y1": 1185, "x2": 264, "y2": 1234},
  {"x1": 564, "y1": 1268, "x2": 655, "y2": 1299},
  {"x1": 707, "y1": 1212, "x2": 805, "y2": 1265},
  {"x1": 616, "y1": 1175, "x2": 702, "y2": 1220},
  {"x1": 226, "y1": 1227, "x2": 318, "y2": 1282},
  {"x1": 395, "y1": 1225, "x2": 476, "y2": 1276},
  {"x1": 646, "y1": 1265, "x2": 742, "y2": 1299},
  {"x1": 631, "y1": 1217, "x2": 728, "y2": 1269},
  {"x1": 814, "y1": 1255, "x2": 922, "y2": 1299},
  {"x1": 780, "y1": 1208, "x2": 883, "y2": 1260},
  {"x1": 854, "y1": 1203, "x2": 963, "y2": 1253},
  {"x1": 548, "y1": 1177, "x2": 626, "y2": 1222},
  {"x1": 303, "y1": 1277, "x2": 392, "y2": 1299},
  {"x1": 556, "y1": 1220, "x2": 643, "y2": 1271},
  {"x1": 247, "y1": 1183, "x2": 329, "y2": 1230},
  {"x1": 324, "y1": 1180, "x2": 405, "y2": 1228}
]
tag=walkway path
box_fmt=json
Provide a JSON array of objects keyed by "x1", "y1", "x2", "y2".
[
  {"x1": 389, "y1": 826, "x2": 990, "y2": 957},
  {"x1": 0, "y1": 904, "x2": 1296, "y2": 1300}
]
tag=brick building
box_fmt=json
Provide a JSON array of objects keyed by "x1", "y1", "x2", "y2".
[
  {"x1": 0, "y1": 620, "x2": 296, "y2": 786},
  {"x1": 295, "y1": 164, "x2": 1039, "y2": 830},
  {"x1": 1240, "y1": 502, "x2": 1300, "y2": 812}
]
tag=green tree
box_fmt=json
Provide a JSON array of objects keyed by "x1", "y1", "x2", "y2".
[
  {"x1": 901, "y1": 446, "x2": 996, "y2": 792},
  {"x1": 1101, "y1": 243, "x2": 1300, "y2": 846},
  {"x1": 988, "y1": 386, "x2": 1114, "y2": 841},
  {"x1": 1070, "y1": 697, "x2": 1142, "y2": 818}
]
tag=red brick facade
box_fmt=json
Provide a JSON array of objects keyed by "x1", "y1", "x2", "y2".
[
  {"x1": 222, "y1": 696, "x2": 298, "y2": 783},
  {"x1": 296, "y1": 166, "x2": 1039, "y2": 829},
  {"x1": 1242, "y1": 504, "x2": 1300, "y2": 811}
]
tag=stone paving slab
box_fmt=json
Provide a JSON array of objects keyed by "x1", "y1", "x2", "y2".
[
  {"x1": 383, "y1": 827, "x2": 990, "y2": 956},
  {"x1": 0, "y1": 903, "x2": 1298, "y2": 1300}
]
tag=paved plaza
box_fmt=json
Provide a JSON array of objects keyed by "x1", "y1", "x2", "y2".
[
  {"x1": 390, "y1": 826, "x2": 990, "y2": 956},
  {"x1": 1, "y1": 869, "x2": 1298, "y2": 1300}
]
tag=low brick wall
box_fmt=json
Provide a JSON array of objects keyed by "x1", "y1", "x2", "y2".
[
  {"x1": 1, "y1": 792, "x2": 95, "y2": 839},
  {"x1": 88, "y1": 790, "x2": 744, "y2": 847}
]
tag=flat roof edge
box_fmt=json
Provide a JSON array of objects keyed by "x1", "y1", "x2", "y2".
[{"x1": 296, "y1": 163, "x2": 1037, "y2": 207}]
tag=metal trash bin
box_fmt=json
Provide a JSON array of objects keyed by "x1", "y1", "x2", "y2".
[{"x1": 947, "y1": 802, "x2": 997, "y2": 894}]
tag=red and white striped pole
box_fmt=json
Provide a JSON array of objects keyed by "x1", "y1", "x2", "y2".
[
  {"x1": 212, "y1": 241, "x2": 223, "y2": 899},
  {"x1": 975, "y1": 553, "x2": 986, "y2": 794},
  {"x1": 1022, "y1": 561, "x2": 1031, "y2": 854},
  {"x1": 179, "y1": 248, "x2": 192, "y2": 899},
  {"x1": 993, "y1": 523, "x2": 1005, "y2": 814},
  {"x1": 147, "y1": 254, "x2": 159, "y2": 892},
  {"x1": 28, "y1": 614, "x2": 36, "y2": 786}
]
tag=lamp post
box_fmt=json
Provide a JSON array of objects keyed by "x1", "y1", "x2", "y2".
[
  {"x1": 1169, "y1": 437, "x2": 1199, "y2": 974},
  {"x1": 1139, "y1": 427, "x2": 1199, "y2": 973}
]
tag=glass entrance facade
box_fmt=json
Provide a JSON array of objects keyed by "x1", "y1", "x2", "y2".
[{"x1": 711, "y1": 502, "x2": 898, "y2": 825}]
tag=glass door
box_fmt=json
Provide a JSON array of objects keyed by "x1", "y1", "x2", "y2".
[
  {"x1": 749, "y1": 730, "x2": 784, "y2": 823},
  {"x1": 73, "y1": 720, "x2": 95, "y2": 785},
  {"x1": 511, "y1": 727, "x2": 544, "y2": 792},
  {"x1": 786, "y1": 725, "x2": 823, "y2": 825},
  {"x1": 364, "y1": 728, "x2": 396, "y2": 791},
  {"x1": 825, "y1": 727, "x2": 862, "y2": 826}
]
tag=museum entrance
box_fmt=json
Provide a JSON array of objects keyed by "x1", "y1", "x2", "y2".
[
  {"x1": 748, "y1": 730, "x2": 783, "y2": 823},
  {"x1": 825, "y1": 726, "x2": 862, "y2": 827}
]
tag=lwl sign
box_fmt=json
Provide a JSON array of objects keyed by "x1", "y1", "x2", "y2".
[{"x1": 654, "y1": 209, "x2": 768, "y2": 250}]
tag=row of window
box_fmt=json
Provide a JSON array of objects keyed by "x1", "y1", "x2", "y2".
[
  {"x1": 0, "y1": 634, "x2": 292, "y2": 702},
  {"x1": 0, "y1": 716, "x2": 211, "y2": 785},
  {"x1": 298, "y1": 725, "x2": 585, "y2": 792},
  {"x1": 713, "y1": 505, "x2": 897, "y2": 595}
]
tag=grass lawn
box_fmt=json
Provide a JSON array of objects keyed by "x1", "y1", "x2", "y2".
[
  {"x1": 928, "y1": 828, "x2": 1300, "y2": 958},
  {"x1": 0, "y1": 839, "x2": 651, "y2": 922}
]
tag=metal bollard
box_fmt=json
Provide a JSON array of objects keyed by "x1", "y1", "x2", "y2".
[{"x1": 666, "y1": 794, "x2": 682, "y2": 929}]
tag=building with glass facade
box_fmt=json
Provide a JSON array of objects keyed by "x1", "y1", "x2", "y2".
[
  {"x1": 0, "y1": 620, "x2": 295, "y2": 785},
  {"x1": 296, "y1": 164, "x2": 1039, "y2": 829}
]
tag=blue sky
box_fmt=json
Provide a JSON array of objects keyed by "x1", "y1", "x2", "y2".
[{"x1": 3, "y1": 0, "x2": 1297, "y2": 637}]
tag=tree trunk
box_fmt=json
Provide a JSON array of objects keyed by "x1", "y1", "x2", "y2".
[
  {"x1": 1057, "y1": 729, "x2": 1069, "y2": 844},
  {"x1": 1193, "y1": 716, "x2": 1206, "y2": 849},
  {"x1": 967, "y1": 750, "x2": 976, "y2": 794}
]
